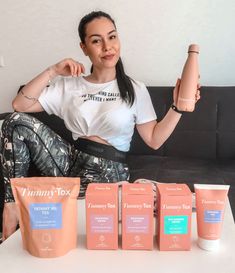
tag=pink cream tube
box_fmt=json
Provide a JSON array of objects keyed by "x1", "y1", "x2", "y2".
[{"x1": 194, "y1": 184, "x2": 230, "y2": 251}]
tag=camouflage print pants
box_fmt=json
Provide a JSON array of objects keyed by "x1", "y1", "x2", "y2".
[{"x1": 0, "y1": 112, "x2": 129, "y2": 202}]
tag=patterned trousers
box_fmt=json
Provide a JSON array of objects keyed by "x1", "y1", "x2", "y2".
[{"x1": 0, "y1": 112, "x2": 129, "y2": 202}]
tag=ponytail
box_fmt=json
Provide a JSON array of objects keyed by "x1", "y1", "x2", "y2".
[{"x1": 116, "y1": 58, "x2": 135, "y2": 106}]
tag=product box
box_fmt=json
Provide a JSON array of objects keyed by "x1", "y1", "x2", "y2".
[
  {"x1": 122, "y1": 183, "x2": 154, "y2": 250},
  {"x1": 86, "y1": 183, "x2": 119, "y2": 250},
  {"x1": 157, "y1": 183, "x2": 192, "y2": 251}
]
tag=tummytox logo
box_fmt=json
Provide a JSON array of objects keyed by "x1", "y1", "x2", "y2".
[{"x1": 21, "y1": 187, "x2": 71, "y2": 199}]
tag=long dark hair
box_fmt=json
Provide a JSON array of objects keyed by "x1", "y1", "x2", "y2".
[{"x1": 78, "y1": 11, "x2": 135, "y2": 106}]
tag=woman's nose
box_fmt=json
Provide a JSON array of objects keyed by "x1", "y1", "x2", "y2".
[{"x1": 103, "y1": 40, "x2": 111, "y2": 51}]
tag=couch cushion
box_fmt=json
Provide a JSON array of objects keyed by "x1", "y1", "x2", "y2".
[{"x1": 128, "y1": 155, "x2": 234, "y2": 190}]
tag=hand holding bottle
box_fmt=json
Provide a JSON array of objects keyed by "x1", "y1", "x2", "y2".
[{"x1": 173, "y1": 78, "x2": 201, "y2": 108}]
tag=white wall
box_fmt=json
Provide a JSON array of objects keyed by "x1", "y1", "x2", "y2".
[{"x1": 0, "y1": 0, "x2": 235, "y2": 112}]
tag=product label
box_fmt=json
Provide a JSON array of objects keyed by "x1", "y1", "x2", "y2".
[
  {"x1": 204, "y1": 210, "x2": 222, "y2": 223},
  {"x1": 164, "y1": 215, "x2": 188, "y2": 234},
  {"x1": 90, "y1": 215, "x2": 113, "y2": 233},
  {"x1": 30, "y1": 203, "x2": 62, "y2": 229},
  {"x1": 126, "y1": 215, "x2": 149, "y2": 233}
]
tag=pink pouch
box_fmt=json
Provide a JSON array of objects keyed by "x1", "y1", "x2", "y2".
[{"x1": 11, "y1": 177, "x2": 80, "y2": 258}]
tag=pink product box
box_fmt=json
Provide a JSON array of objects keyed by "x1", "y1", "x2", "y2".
[
  {"x1": 122, "y1": 183, "x2": 154, "y2": 250},
  {"x1": 86, "y1": 183, "x2": 119, "y2": 250},
  {"x1": 157, "y1": 183, "x2": 192, "y2": 251}
]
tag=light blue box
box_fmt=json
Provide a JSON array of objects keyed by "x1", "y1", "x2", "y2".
[
  {"x1": 204, "y1": 210, "x2": 222, "y2": 223},
  {"x1": 30, "y1": 203, "x2": 62, "y2": 230}
]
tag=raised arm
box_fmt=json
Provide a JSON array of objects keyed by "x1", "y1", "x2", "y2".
[
  {"x1": 12, "y1": 58, "x2": 85, "y2": 112},
  {"x1": 137, "y1": 79, "x2": 200, "y2": 150}
]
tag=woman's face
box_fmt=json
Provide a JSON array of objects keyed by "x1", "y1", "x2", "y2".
[{"x1": 81, "y1": 17, "x2": 120, "y2": 70}]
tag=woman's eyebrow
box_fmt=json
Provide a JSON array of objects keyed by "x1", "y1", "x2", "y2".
[{"x1": 88, "y1": 29, "x2": 117, "y2": 39}]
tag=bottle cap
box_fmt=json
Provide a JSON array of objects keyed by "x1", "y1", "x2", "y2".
[
  {"x1": 188, "y1": 44, "x2": 199, "y2": 54},
  {"x1": 198, "y1": 237, "x2": 220, "y2": 251}
]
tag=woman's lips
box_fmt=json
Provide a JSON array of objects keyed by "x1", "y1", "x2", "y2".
[{"x1": 102, "y1": 54, "x2": 115, "y2": 60}]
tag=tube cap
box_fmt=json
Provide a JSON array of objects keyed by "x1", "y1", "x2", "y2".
[{"x1": 198, "y1": 237, "x2": 220, "y2": 251}]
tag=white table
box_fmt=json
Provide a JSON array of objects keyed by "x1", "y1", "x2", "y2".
[{"x1": 0, "y1": 199, "x2": 234, "y2": 273}]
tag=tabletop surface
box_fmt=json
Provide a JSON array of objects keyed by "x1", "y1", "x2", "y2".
[{"x1": 0, "y1": 199, "x2": 234, "y2": 273}]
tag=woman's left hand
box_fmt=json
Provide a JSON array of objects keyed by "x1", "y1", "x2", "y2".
[{"x1": 173, "y1": 78, "x2": 201, "y2": 105}]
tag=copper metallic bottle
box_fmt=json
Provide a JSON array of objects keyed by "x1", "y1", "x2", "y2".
[{"x1": 177, "y1": 44, "x2": 200, "y2": 112}]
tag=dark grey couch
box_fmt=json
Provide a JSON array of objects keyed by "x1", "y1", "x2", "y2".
[{"x1": 1, "y1": 86, "x2": 235, "y2": 232}]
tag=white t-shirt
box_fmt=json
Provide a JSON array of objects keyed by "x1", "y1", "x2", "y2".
[{"x1": 38, "y1": 76, "x2": 157, "y2": 152}]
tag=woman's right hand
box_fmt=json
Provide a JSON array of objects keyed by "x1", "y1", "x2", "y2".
[
  {"x1": 51, "y1": 58, "x2": 86, "y2": 77},
  {"x1": 2, "y1": 202, "x2": 19, "y2": 241}
]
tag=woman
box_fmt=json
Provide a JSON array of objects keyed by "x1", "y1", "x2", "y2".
[{"x1": 0, "y1": 11, "x2": 200, "y2": 240}]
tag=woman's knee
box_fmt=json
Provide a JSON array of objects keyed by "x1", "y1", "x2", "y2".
[{"x1": 2, "y1": 112, "x2": 33, "y2": 132}]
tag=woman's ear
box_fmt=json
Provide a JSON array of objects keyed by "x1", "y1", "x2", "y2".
[{"x1": 80, "y1": 42, "x2": 88, "y2": 56}]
